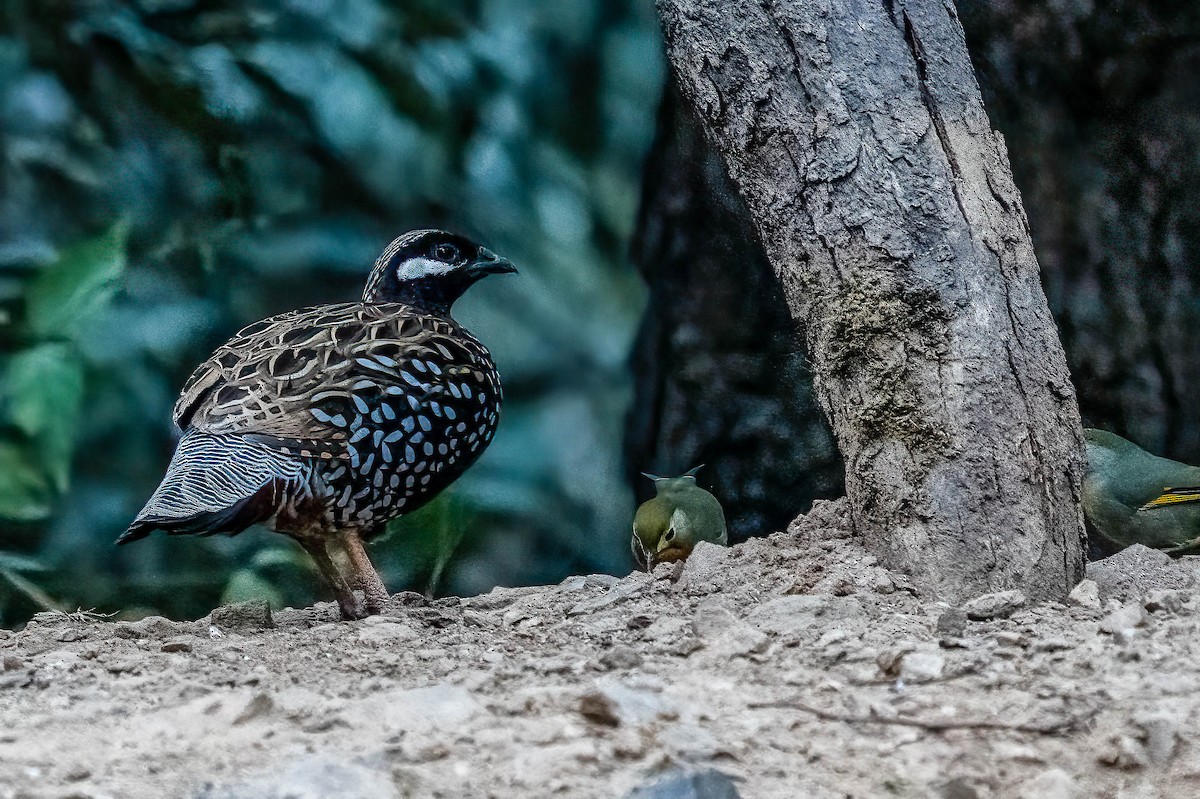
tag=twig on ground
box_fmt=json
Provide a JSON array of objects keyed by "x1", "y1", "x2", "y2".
[
  {"x1": 53, "y1": 608, "x2": 119, "y2": 623},
  {"x1": 750, "y1": 698, "x2": 1095, "y2": 735}
]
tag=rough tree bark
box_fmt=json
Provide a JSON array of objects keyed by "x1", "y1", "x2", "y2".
[
  {"x1": 657, "y1": 0, "x2": 1085, "y2": 601},
  {"x1": 626, "y1": 86, "x2": 843, "y2": 542}
]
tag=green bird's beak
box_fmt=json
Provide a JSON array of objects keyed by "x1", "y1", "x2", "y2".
[{"x1": 653, "y1": 540, "x2": 689, "y2": 566}]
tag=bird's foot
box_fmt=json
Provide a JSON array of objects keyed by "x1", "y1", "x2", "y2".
[
  {"x1": 336, "y1": 592, "x2": 369, "y2": 621},
  {"x1": 342, "y1": 531, "x2": 391, "y2": 616},
  {"x1": 295, "y1": 536, "x2": 372, "y2": 621},
  {"x1": 362, "y1": 579, "x2": 390, "y2": 615}
]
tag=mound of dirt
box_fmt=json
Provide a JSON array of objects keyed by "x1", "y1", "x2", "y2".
[{"x1": 3, "y1": 500, "x2": 1200, "y2": 798}]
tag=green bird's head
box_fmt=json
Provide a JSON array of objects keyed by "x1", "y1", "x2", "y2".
[
  {"x1": 1084, "y1": 427, "x2": 1143, "y2": 468},
  {"x1": 631, "y1": 466, "x2": 728, "y2": 571}
]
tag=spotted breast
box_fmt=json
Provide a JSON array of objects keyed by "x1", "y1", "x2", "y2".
[{"x1": 175, "y1": 302, "x2": 502, "y2": 532}]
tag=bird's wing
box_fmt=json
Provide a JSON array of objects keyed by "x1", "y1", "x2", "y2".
[
  {"x1": 1139, "y1": 487, "x2": 1200, "y2": 511},
  {"x1": 174, "y1": 302, "x2": 494, "y2": 460}
]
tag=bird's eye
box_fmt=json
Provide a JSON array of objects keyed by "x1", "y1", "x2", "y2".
[
  {"x1": 664, "y1": 527, "x2": 676, "y2": 542},
  {"x1": 433, "y1": 243, "x2": 459, "y2": 263}
]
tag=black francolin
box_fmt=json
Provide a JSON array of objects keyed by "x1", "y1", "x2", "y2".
[{"x1": 119, "y1": 230, "x2": 516, "y2": 619}]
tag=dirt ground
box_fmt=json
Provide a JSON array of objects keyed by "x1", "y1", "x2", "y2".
[{"x1": 2, "y1": 499, "x2": 1198, "y2": 798}]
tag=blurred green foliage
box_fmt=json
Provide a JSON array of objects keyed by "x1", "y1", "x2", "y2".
[{"x1": 0, "y1": 0, "x2": 664, "y2": 625}]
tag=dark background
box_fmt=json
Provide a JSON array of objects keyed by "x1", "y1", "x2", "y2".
[{"x1": 1, "y1": 0, "x2": 1196, "y2": 625}]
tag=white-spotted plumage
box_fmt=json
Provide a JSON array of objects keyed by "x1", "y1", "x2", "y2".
[{"x1": 121, "y1": 229, "x2": 514, "y2": 620}]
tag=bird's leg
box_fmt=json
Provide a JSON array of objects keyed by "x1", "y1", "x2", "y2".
[
  {"x1": 326, "y1": 546, "x2": 364, "y2": 590},
  {"x1": 297, "y1": 536, "x2": 366, "y2": 621},
  {"x1": 340, "y1": 530, "x2": 390, "y2": 615}
]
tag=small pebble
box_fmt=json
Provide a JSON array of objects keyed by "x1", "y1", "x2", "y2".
[
  {"x1": 1068, "y1": 579, "x2": 1101, "y2": 610},
  {"x1": 899, "y1": 650, "x2": 945, "y2": 683},
  {"x1": 579, "y1": 692, "x2": 620, "y2": 727},
  {"x1": 1143, "y1": 590, "x2": 1187, "y2": 614},
  {"x1": 962, "y1": 590, "x2": 1027, "y2": 621},
  {"x1": 936, "y1": 609, "x2": 967, "y2": 638},
  {"x1": 64, "y1": 765, "x2": 91, "y2": 782},
  {"x1": 599, "y1": 646, "x2": 644, "y2": 671},
  {"x1": 210, "y1": 601, "x2": 273, "y2": 632},
  {"x1": 992, "y1": 631, "x2": 1027, "y2": 647},
  {"x1": 1099, "y1": 603, "x2": 1147, "y2": 635}
]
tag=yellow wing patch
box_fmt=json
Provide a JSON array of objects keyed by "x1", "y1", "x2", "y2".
[{"x1": 1139, "y1": 487, "x2": 1200, "y2": 511}]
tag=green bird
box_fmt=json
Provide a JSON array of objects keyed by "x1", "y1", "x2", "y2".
[
  {"x1": 1083, "y1": 428, "x2": 1200, "y2": 555},
  {"x1": 631, "y1": 466, "x2": 728, "y2": 570}
]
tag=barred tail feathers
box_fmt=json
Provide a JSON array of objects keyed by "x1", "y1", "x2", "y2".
[{"x1": 118, "y1": 431, "x2": 306, "y2": 544}]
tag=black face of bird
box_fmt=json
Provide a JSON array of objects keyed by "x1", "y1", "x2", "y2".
[{"x1": 363, "y1": 229, "x2": 517, "y2": 311}]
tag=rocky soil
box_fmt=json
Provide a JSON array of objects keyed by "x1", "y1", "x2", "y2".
[{"x1": 2, "y1": 499, "x2": 1199, "y2": 798}]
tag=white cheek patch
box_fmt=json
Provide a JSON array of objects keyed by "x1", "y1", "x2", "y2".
[
  {"x1": 670, "y1": 507, "x2": 691, "y2": 539},
  {"x1": 397, "y1": 256, "x2": 458, "y2": 281}
]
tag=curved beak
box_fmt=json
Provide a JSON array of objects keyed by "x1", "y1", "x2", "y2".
[{"x1": 469, "y1": 247, "x2": 518, "y2": 277}]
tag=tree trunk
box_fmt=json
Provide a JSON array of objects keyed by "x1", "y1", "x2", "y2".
[
  {"x1": 626, "y1": 86, "x2": 843, "y2": 542},
  {"x1": 657, "y1": 0, "x2": 1085, "y2": 601}
]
